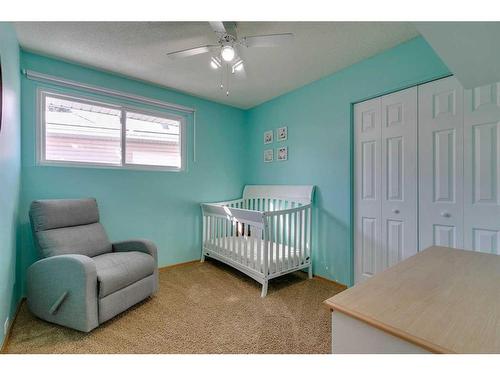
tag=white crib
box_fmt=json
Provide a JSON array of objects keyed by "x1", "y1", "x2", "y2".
[{"x1": 201, "y1": 185, "x2": 315, "y2": 297}]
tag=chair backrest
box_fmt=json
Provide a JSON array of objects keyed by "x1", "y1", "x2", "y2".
[{"x1": 29, "y1": 198, "x2": 112, "y2": 259}]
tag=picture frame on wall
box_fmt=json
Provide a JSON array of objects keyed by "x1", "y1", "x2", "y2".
[
  {"x1": 277, "y1": 146, "x2": 288, "y2": 161},
  {"x1": 277, "y1": 126, "x2": 287, "y2": 141},
  {"x1": 264, "y1": 149, "x2": 273, "y2": 163},
  {"x1": 264, "y1": 130, "x2": 273, "y2": 144}
]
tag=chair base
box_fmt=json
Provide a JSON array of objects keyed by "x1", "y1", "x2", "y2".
[{"x1": 98, "y1": 272, "x2": 157, "y2": 324}]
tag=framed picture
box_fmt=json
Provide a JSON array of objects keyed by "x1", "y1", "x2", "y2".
[
  {"x1": 277, "y1": 126, "x2": 287, "y2": 141},
  {"x1": 264, "y1": 149, "x2": 273, "y2": 163},
  {"x1": 277, "y1": 146, "x2": 288, "y2": 161},
  {"x1": 264, "y1": 130, "x2": 273, "y2": 144}
]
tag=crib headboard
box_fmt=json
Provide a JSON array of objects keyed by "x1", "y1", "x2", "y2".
[{"x1": 242, "y1": 185, "x2": 315, "y2": 205}]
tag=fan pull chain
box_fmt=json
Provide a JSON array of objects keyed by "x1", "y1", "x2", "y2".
[{"x1": 225, "y1": 63, "x2": 230, "y2": 96}]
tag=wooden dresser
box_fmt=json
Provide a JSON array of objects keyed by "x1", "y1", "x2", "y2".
[{"x1": 324, "y1": 246, "x2": 500, "y2": 353}]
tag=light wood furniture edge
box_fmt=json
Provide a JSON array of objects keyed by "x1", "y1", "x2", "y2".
[
  {"x1": 323, "y1": 299, "x2": 452, "y2": 354},
  {"x1": 1, "y1": 297, "x2": 26, "y2": 354}
]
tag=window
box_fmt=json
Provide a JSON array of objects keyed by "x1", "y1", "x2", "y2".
[{"x1": 39, "y1": 91, "x2": 185, "y2": 171}]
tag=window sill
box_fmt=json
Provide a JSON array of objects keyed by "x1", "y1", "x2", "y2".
[{"x1": 36, "y1": 159, "x2": 184, "y2": 173}]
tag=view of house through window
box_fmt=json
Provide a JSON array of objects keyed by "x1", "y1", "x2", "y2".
[
  {"x1": 125, "y1": 111, "x2": 181, "y2": 167},
  {"x1": 41, "y1": 92, "x2": 183, "y2": 170}
]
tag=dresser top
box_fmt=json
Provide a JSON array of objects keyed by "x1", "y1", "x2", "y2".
[{"x1": 324, "y1": 246, "x2": 500, "y2": 353}]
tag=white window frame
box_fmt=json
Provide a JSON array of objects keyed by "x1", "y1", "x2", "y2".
[{"x1": 37, "y1": 89, "x2": 187, "y2": 172}]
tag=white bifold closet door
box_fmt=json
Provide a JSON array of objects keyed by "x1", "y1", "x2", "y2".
[
  {"x1": 418, "y1": 76, "x2": 464, "y2": 249},
  {"x1": 355, "y1": 76, "x2": 500, "y2": 284},
  {"x1": 419, "y1": 77, "x2": 500, "y2": 253},
  {"x1": 354, "y1": 87, "x2": 418, "y2": 283},
  {"x1": 463, "y1": 83, "x2": 500, "y2": 253}
]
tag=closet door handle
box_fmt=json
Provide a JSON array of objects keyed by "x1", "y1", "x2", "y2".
[
  {"x1": 392, "y1": 209, "x2": 400, "y2": 214},
  {"x1": 440, "y1": 212, "x2": 451, "y2": 218}
]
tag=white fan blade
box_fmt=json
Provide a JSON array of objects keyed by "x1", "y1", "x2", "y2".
[
  {"x1": 243, "y1": 33, "x2": 294, "y2": 48},
  {"x1": 209, "y1": 22, "x2": 226, "y2": 34},
  {"x1": 231, "y1": 59, "x2": 246, "y2": 79},
  {"x1": 167, "y1": 45, "x2": 218, "y2": 59},
  {"x1": 235, "y1": 63, "x2": 246, "y2": 79},
  {"x1": 209, "y1": 21, "x2": 237, "y2": 37},
  {"x1": 234, "y1": 45, "x2": 249, "y2": 78}
]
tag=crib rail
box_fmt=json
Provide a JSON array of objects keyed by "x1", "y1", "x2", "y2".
[
  {"x1": 202, "y1": 202, "x2": 266, "y2": 277},
  {"x1": 264, "y1": 204, "x2": 312, "y2": 277}
]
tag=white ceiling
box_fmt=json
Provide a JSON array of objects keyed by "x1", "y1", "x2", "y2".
[{"x1": 14, "y1": 22, "x2": 419, "y2": 109}]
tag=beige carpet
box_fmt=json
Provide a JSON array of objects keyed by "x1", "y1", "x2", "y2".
[{"x1": 4, "y1": 259, "x2": 345, "y2": 354}]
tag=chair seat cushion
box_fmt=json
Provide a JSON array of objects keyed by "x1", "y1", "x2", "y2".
[{"x1": 93, "y1": 251, "x2": 155, "y2": 298}]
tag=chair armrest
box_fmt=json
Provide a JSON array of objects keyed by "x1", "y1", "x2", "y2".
[
  {"x1": 27, "y1": 254, "x2": 99, "y2": 332},
  {"x1": 112, "y1": 239, "x2": 158, "y2": 263},
  {"x1": 112, "y1": 239, "x2": 159, "y2": 294}
]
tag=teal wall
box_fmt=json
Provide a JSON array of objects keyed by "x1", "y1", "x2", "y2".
[
  {"x1": 18, "y1": 51, "x2": 247, "y2": 296},
  {"x1": 244, "y1": 37, "x2": 450, "y2": 286},
  {"x1": 0, "y1": 24, "x2": 21, "y2": 347}
]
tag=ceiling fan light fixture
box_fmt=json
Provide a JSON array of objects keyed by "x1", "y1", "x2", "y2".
[{"x1": 221, "y1": 45, "x2": 235, "y2": 62}]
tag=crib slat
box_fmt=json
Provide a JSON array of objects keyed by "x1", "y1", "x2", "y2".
[
  {"x1": 287, "y1": 211, "x2": 291, "y2": 270},
  {"x1": 302, "y1": 209, "x2": 306, "y2": 264},
  {"x1": 298, "y1": 210, "x2": 303, "y2": 265},
  {"x1": 293, "y1": 211, "x2": 298, "y2": 267},
  {"x1": 274, "y1": 214, "x2": 278, "y2": 273},
  {"x1": 220, "y1": 217, "x2": 224, "y2": 254},
  {"x1": 230, "y1": 220, "x2": 235, "y2": 260},
  {"x1": 269, "y1": 215, "x2": 274, "y2": 274},
  {"x1": 274, "y1": 214, "x2": 279, "y2": 273},
  {"x1": 219, "y1": 217, "x2": 223, "y2": 254},
  {"x1": 244, "y1": 224, "x2": 249, "y2": 266},
  {"x1": 205, "y1": 215, "x2": 209, "y2": 250},
  {"x1": 281, "y1": 214, "x2": 285, "y2": 272},
  {"x1": 207, "y1": 215, "x2": 210, "y2": 251},
  {"x1": 239, "y1": 223, "x2": 243, "y2": 263},
  {"x1": 215, "y1": 217, "x2": 219, "y2": 253},
  {"x1": 304, "y1": 208, "x2": 309, "y2": 262},
  {"x1": 255, "y1": 228, "x2": 260, "y2": 271},
  {"x1": 249, "y1": 226, "x2": 254, "y2": 270},
  {"x1": 208, "y1": 215, "x2": 212, "y2": 252},
  {"x1": 235, "y1": 221, "x2": 239, "y2": 262},
  {"x1": 213, "y1": 216, "x2": 217, "y2": 253},
  {"x1": 239, "y1": 222, "x2": 243, "y2": 262},
  {"x1": 307, "y1": 206, "x2": 312, "y2": 262},
  {"x1": 227, "y1": 216, "x2": 231, "y2": 258},
  {"x1": 202, "y1": 215, "x2": 206, "y2": 252},
  {"x1": 220, "y1": 216, "x2": 225, "y2": 257}
]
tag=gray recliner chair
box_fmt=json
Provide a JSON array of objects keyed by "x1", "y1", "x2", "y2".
[{"x1": 27, "y1": 198, "x2": 158, "y2": 332}]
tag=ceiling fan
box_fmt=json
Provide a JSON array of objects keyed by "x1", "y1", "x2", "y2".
[{"x1": 167, "y1": 22, "x2": 294, "y2": 96}]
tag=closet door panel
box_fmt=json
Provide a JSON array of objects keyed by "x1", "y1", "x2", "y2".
[
  {"x1": 381, "y1": 87, "x2": 418, "y2": 266},
  {"x1": 418, "y1": 76, "x2": 464, "y2": 250},
  {"x1": 355, "y1": 97, "x2": 382, "y2": 283},
  {"x1": 464, "y1": 82, "x2": 500, "y2": 254}
]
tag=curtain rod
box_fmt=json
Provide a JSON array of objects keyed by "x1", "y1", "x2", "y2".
[
  {"x1": 23, "y1": 69, "x2": 196, "y2": 114},
  {"x1": 23, "y1": 69, "x2": 198, "y2": 162}
]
